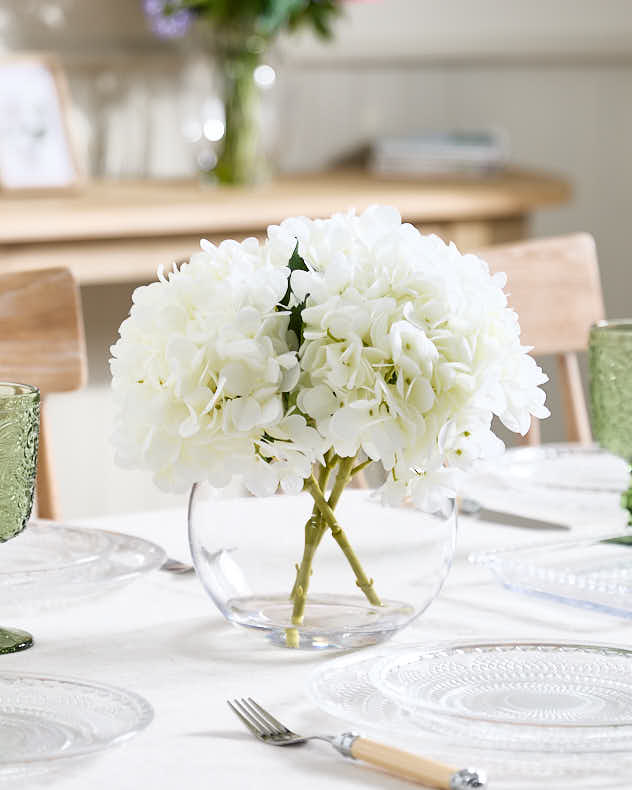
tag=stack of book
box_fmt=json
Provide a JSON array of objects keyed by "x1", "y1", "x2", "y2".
[{"x1": 369, "y1": 130, "x2": 508, "y2": 178}]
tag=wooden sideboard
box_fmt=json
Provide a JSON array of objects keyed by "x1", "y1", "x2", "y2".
[{"x1": 0, "y1": 169, "x2": 571, "y2": 286}]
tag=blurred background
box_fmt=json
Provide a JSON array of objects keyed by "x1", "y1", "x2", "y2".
[{"x1": 1, "y1": 0, "x2": 629, "y2": 518}]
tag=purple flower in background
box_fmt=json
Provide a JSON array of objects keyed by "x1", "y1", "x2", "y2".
[{"x1": 143, "y1": 0, "x2": 194, "y2": 39}]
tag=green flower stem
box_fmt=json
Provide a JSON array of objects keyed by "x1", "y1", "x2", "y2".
[
  {"x1": 350, "y1": 458, "x2": 373, "y2": 478},
  {"x1": 309, "y1": 454, "x2": 354, "y2": 553},
  {"x1": 285, "y1": 522, "x2": 320, "y2": 647},
  {"x1": 305, "y1": 473, "x2": 382, "y2": 608},
  {"x1": 286, "y1": 454, "x2": 380, "y2": 648},
  {"x1": 285, "y1": 453, "x2": 338, "y2": 647},
  {"x1": 286, "y1": 455, "x2": 348, "y2": 633},
  {"x1": 288, "y1": 457, "x2": 338, "y2": 616},
  {"x1": 289, "y1": 454, "x2": 336, "y2": 600},
  {"x1": 329, "y1": 455, "x2": 354, "y2": 505}
]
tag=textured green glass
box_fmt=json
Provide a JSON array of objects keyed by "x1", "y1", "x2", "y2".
[
  {"x1": 589, "y1": 322, "x2": 632, "y2": 523},
  {"x1": 0, "y1": 382, "x2": 39, "y2": 654},
  {"x1": 0, "y1": 383, "x2": 40, "y2": 541}
]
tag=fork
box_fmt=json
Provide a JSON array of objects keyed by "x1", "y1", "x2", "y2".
[{"x1": 227, "y1": 698, "x2": 486, "y2": 789}]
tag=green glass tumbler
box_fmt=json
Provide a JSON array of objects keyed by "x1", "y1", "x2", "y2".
[
  {"x1": 589, "y1": 321, "x2": 632, "y2": 522},
  {"x1": 0, "y1": 382, "x2": 40, "y2": 653}
]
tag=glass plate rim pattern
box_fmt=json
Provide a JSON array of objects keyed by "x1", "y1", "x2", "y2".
[
  {"x1": 0, "y1": 523, "x2": 113, "y2": 576},
  {"x1": 368, "y1": 639, "x2": 632, "y2": 728},
  {"x1": 0, "y1": 524, "x2": 166, "y2": 583},
  {"x1": 0, "y1": 670, "x2": 154, "y2": 767},
  {"x1": 470, "y1": 534, "x2": 632, "y2": 618},
  {"x1": 309, "y1": 651, "x2": 632, "y2": 782},
  {"x1": 309, "y1": 639, "x2": 632, "y2": 753},
  {"x1": 489, "y1": 442, "x2": 627, "y2": 494}
]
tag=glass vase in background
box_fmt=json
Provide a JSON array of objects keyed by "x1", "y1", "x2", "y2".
[
  {"x1": 188, "y1": 32, "x2": 277, "y2": 186},
  {"x1": 143, "y1": 0, "x2": 341, "y2": 185},
  {"x1": 0, "y1": 383, "x2": 40, "y2": 654},
  {"x1": 182, "y1": 47, "x2": 277, "y2": 185},
  {"x1": 189, "y1": 483, "x2": 456, "y2": 650},
  {"x1": 589, "y1": 321, "x2": 632, "y2": 523},
  {"x1": 214, "y1": 43, "x2": 265, "y2": 185}
]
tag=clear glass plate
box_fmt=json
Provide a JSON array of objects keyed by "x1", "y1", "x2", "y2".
[
  {"x1": 371, "y1": 641, "x2": 632, "y2": 726},
  {"x1": 309, "y1": 643, "x2": 632, "y2": 784},
  {"x1": 0, "y1": 524, "x2": 166, "y2": 612},
  {"x1": 0, "y1": 672, "x2": 153, "y2": 778},
  {"x1": 471, "y1": 534, "x2": 632, "y2": 618},
  {"x1": 485, "y1": 443, "x2": 629, "y2": 494}
]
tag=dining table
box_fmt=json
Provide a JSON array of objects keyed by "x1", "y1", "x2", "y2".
[{"x1": 5, "y1": 483, "x2": 631, "y2": 790}]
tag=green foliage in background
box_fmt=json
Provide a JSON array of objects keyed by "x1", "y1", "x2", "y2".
[{"x1": 170, "y1": 0, "x2": 341, "y2": 41}]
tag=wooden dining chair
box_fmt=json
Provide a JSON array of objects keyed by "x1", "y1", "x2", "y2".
[
  {"x1": 477, "y1": 232, "x2": 605, "y2": 445},
  {"x1": 0, "y1": 267, "x2": 87, "y2": 519}
]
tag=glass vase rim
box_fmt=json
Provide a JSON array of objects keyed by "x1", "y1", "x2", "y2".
[
  {"x1": 188, "y1": 481, "x2": 457, "y2": 515},
  {"x1": 0, "y1": 382, "x2": 40, "y2": 400},
  {"x1": 590, "y1": 319, "x2": 632, "y2": 334}
]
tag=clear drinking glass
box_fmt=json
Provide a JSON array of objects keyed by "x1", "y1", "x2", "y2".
[
  {"x1": 0, "y1": 382, "x2": 40, "y2": 654},
  {"x1": 589, "y1": 321, "x2": 632, "y2": 522}
]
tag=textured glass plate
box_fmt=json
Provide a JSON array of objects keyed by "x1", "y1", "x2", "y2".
[
  {"x1": 371, "y1": 641, "x2": 632, "y2": 727},
  {"x1": 0, "y1": 672, "x2": 152, "y2": 778},
  {"x1": 310, "y1": 643, "x2": 632, "y2": 783},
  {"x1": 471, "y1": 534, "x2": 632, "y2": 618},
  {"x1": 487, "y1": 443, "x2": 629, "y2": 494},
  {"x1": 0, "y1": 524, "x2": 166, "y2": 612}
]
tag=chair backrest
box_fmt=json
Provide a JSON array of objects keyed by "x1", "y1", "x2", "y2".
[
  {"x1": 0, "y1": 267, "x2": 87, "y2": 518},
  {"x1": 476, "y1": 233, "x2": 605, "y2": 443},
  {"x1": 0, "y1": 267, "x2": 86, "y2": 393}
]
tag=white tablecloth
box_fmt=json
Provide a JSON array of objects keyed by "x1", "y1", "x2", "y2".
[{"x1": 5, "y1": 495, "x2": 631, "y2": 790}]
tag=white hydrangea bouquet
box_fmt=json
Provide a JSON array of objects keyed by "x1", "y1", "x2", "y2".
[{"x1": 111, "y1": 206, "x2": 548, "y2": 634}]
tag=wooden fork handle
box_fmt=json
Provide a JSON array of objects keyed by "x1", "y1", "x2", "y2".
[{"x1": 350, "y1": 737, "x2": 485, "y2": 789}]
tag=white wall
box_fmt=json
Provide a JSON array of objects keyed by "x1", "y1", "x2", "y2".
[
  {"x1": 3, "y1": 1, "x2": 629, "y2": 516},
  {"x1": 287, "y1": 0, "x2": 632, "y2": 62},
  {"x1": 7, "y1": 0, "x2": 632, "y2": 60}
]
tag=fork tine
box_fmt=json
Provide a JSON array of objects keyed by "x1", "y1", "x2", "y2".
[
  {"x1": 248, "y1": 698, "x2": 291, "y2": 734},
  {"x1": 227, "y1": 700, "x2": 264, "y2": 738},
  {"x1": 233, "y1": 698, "x2": 270, "y2": 734},
  {"x1": 239, "y1": 698, "x2": 277, "y2": 735}
]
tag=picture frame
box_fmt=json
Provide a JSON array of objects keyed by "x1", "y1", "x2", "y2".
[{"x1": 0, "y1": 54, "x2": 82, "y2": 193}]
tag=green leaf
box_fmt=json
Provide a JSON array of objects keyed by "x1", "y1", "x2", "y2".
[
  {"x1": 258, "y1": 0, "x2": 306, "y2": 35},
  {"x1": 289, "y1": 241, "x2": 307, "y2": 268},
  {"x1": 288, "y1": 242, "x2": 309, "y2": 272},
  {"x1": 288, "y1": 299, "x2": 306, "y2": 347},
  {"x1": 177, "y1": 0, "x2": 342, "y2": 39},
  {"x1": 280, "y1": 241, "x2": 308, "y2": 309},
  {"x1": 279, "y1": 242, "x2": 308, "y2": 385}
]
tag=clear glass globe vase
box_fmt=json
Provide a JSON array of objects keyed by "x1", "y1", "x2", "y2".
[{"x1": 188, "y1": 484, "x2": 457, "y2": 650}]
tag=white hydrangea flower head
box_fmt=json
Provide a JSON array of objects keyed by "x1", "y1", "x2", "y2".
[
  {"x1": 267, "y1": 206, "x2": 549, "y2": 504},
  {"x1": 112, "y1": 206, "x2": 549, "y2": 505},
  {"x1": 110, "y1": 236, "x2": 323, "y2": 494}
]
